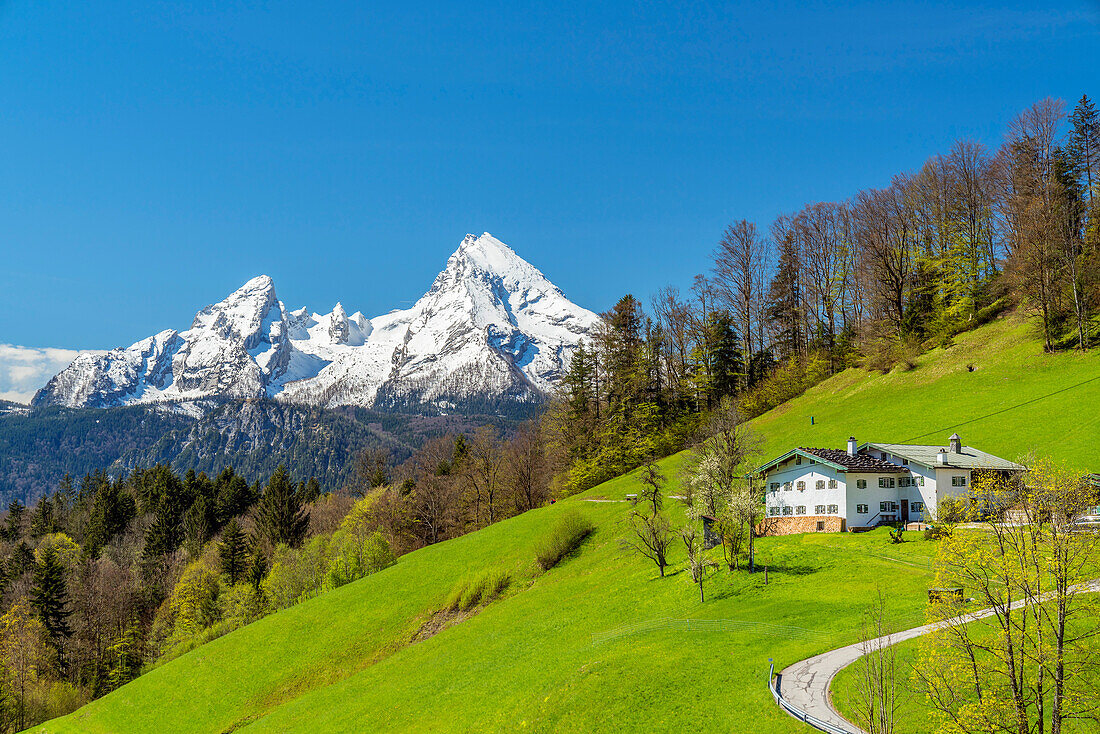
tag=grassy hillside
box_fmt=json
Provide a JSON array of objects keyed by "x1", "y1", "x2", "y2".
[
  {"x1": 39, "y1": 463, "x2": 938, "y2": 733},
  {"x1": 749, "y1": 313, "x2": 1100, "y2": 472},
  {"x1": 36, "y1": 313, "x2": 1100, "y2": 733}
]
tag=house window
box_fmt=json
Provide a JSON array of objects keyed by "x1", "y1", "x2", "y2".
[
  {"x1": 769, "y1": 482, "x2": 780, "y2": 491},
  {"x1": 796, "y1": 505, "x2": 806, "y2": 515},
  {"x1": 898, "y1": 477, "x2": 913, "y2": 488},
  {"x1": 782, "y1": 506, "x2": 793, "y2": 516},
  {"x1": 797, "y1": 481, "x2": 806, "y2": 491},
  {"x1": 815, "y1": 480, "x2": 825, "y2": 490},
  {"x1": 783, "y1": 482, "x2": 792, "y2": 491},
  {"x1": 828, "y1": 479, "x2": 838, "y2": 489},
  {"x1": 815, "y1": 504, "x2": 826, "y2": 514},
  {"x1": 768, "y1": 507, "x2": 779, "y2": 517},
  {"x1": 816, "y1": 521, "x2": 825, "y2": 531},
  {"x1": 879, "y1": 501, "x2": 898, "y2": 512},
  {"x1": 796, "y1": 456, "x2": 802, "y2": 465},
  {"x1": 912, "y1": 502, "x2": 924, "y2": 513},
  {"x1": 856, "y1": 479, "x2": 867, "y2": 489},
  {"x1": 901, "y1": 459, "x2": 909, "y2": 466},
  {"x1": 856, "y1": 504, "x2": 868, "y2": 514},
  {"x1": 918, "y1": 476, "x2": 925, "y2": 486},
  {"x1": 952, "y1": 476, "x2": 967, "y2": 487},
  {"x1": 879, "y1": 477, "x2": 896, "y2": 489},
  {"x1": 827, "y1": 504, "x2": 839, "y2": 514}
]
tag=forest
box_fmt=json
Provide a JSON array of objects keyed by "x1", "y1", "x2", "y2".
[
  {"x1": 547, "y1": 94, "x2": 1100, "y2": 492},
  {"x1": 0, "y1": 418, "x2": 555, "y2": 731}
]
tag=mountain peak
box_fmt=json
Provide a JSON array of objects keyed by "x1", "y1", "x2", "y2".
[
  {"x1": 35, "y1": 233, "x2": 598, "y2": 412},
  {"x1": 445, "y1": 232, "x2": 551, "y2": 290},
  {"x1": 236, "y1": 274, "x2": 276, "y2": 295}
]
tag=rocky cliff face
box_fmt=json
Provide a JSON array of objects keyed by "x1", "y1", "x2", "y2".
[{"x1": 33, "y1": 233, "x2": 599, "y2": 414}]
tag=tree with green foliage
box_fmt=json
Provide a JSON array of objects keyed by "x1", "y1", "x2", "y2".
[
  {"x1": 4, "y1": 500, "x2": 24, "y2": 542},
  {"x1": 142, "y1": 503, "x2": 180, "y2": 561},
  {"x1": 218, "y1": 520, "x2": 248, "y2": 585},
  {"x1": 255, "y1": 466, "x2": 310, "y2": 549},
  {"x1": 106, "y1": 619, "x2": 142, "y2": 692},
  {"x1": 214, "y1": 467, "x2": 255, "y2": 524},
  {"x1": 7, "y1": 543, "x2": 34, "y2": 580},
  {"x1": 28, "y1": 497, "x2": 57, "y2": 539},
  {"x1": 298, "y1": 477, "x2": 322, "y2": 505},
  {"x1": 84, "y1": 479, "x2": 137, "y2": 559},
  {"x1": 31, "y1": 546, "x2": 71, "y2": 667},
  {"x1": 246, "y1": 541, "x2": 268, "y2": 591},
  {"x1": 182, "y1": 496, "x2": 213, "y2": 558}
]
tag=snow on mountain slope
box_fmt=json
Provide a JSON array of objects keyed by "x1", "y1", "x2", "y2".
[{"x1": 33, "y1": 234, "x2": 600, "y2": 413}]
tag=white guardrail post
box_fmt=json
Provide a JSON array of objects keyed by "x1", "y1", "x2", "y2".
[{"x1": 767, "y1": 660, "x2": 860, "y2": 734}]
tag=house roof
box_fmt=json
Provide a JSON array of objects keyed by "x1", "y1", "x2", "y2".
[
  {"x1": 750, "y1": 447, "x2": 907, "y2": 476},
  {"x1": 862, "y1": 443, "x2": 1026, "y2": 472},
  {"x1": 799, "y1": 447, "x2": 910, "y2": 473}
]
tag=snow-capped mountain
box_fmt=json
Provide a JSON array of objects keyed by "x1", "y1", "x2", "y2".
[{"x1": 33, "y1": 234, "x2": 600, "y2": 413}]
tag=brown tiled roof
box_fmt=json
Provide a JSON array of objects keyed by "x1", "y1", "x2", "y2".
[{"x1": 798, "y1": 448, "x2": 909, "y2": 473}]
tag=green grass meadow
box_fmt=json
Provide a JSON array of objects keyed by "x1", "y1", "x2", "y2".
[{"x1": 35, "y1": 313, "x2": 1100, "y2": 733}]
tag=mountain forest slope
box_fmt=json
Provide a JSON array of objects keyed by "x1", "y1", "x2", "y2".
[{"x1": 35, "y1": 312, "x2": 1100, "y2": 733}]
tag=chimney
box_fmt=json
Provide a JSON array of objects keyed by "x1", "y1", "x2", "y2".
[
  {"x1": 847, "y1": 436, "x2": 857, "y2": 456},
  {"x1": 937, "y1": 449, "x2": 948, "y2": 465},
  {"x1": 949, "y1": 433, "x2": 962, "y2": 454}
]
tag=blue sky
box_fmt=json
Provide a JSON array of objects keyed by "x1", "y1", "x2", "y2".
[{"x1": 1, "y1": 0, "x2": 1098, "y2": 356}]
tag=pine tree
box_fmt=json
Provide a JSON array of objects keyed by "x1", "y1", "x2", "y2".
[
  {"x1": 182, "y1": 496, "x2": 213, "y2": 558},
  {"x1": 255, "y1": 466, "x2": 309, "y2": 548},
  {"x1": 1070, "y1": 94, "x2": 1099, "y2": 209},
  {"x1": 8, "y1": 542, "x2": 34, "y2": 578},
  {"x1": 31, "y1": 546, "x2": 71, "y2": 666},
  {"x1": 4, "y1": 500, "x2": 25, "y2": 542},
  {"x1": 218, "y1": 519, "x2": 248, "y2": 585},
  {"x1": 142, "y1": 503, "x2": 179, "y2": 561},
  {"x1": 246, "y1": 540, "x2": 268, "y2": 591},
  {"x1": 28, "y1": 498, "x2": 56, "y2": 539},
  {"x1": 299, "y1": 477, "x2": 321, "y2": 505},
  {"x1": 766, "y1": 232, "x2": 805, "y2": 362}
]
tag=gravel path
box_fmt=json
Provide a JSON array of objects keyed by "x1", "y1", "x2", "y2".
[{"x1": 775, "y1": 580, "x2": 1100, "y2": 733}]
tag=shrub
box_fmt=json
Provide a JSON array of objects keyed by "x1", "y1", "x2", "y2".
[
  {"x1": 534, "y1": 511, "x2": 594, "y2": 571},
  {"x1": 443, "y1": 568, "x2": 511, "y2": 613},
  {"x1": 923, "y1": 524, "x2": 951, "y2": 541}
]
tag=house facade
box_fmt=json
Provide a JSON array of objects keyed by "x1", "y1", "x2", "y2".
[{"x1": 753, "y1": 434, "x2": 1025, "y2": 535}]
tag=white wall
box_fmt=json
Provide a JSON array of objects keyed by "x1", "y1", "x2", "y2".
[
  {"x1": 764, "y1": 454, "x2": 966, "y2": 528},
  {"x1": 764, "y1": 460, "x2": 845, "y2": 520}
]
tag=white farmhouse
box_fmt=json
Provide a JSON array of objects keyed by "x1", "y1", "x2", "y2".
[{"x1": 752, "y1": 433, "x2": 1026, "y2": 534}]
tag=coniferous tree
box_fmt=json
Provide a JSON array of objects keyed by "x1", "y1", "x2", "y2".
[
  {"x1": 84, "y1": 479, "x2": 136, "y2": 559},
  {"x1": 246, "y1": 540, "x2": 268, "y2": 591},
  {"x1": 214, "y1": 467, "x2": 256, "y2": 524},
  {"x1": 142, "y1": 504, "x2": 179, "y2": 561},
  {"x1": 298, "y1": 477, "x2": 322, "y2": 505},
  {"x1": 1069, "y1": 94, "x2": 1099, "y2": 212},
  {"x1": 4, "y1": 500, "x2": 25, "y2": 541},
  {"x1": 255, "y1": 466, "x2": 309, "y2": 548},
  {"x1": 218, "y1": 520, "x2": 247, "y2": 585},
  {"x1": 31, "y1": 546, "x2": 72, "y2": 666},
  {"x1": 766, "y1": 225, "x2": 805, "y2": 362},
  {"x1": 28, "y1": 498, "x2": 57, "y2": 539},
  {"x1": 9, "y1": 542, "x2": 35, "y2": 578}
]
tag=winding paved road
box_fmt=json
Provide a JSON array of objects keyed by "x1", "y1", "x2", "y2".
[{"x1": 774, "y1": 580, "x2": 1100, "y2": 733}]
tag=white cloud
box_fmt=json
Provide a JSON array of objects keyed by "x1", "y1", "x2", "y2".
[{"x1": 0, "y1": 344, "x2": 99, "y2": 404}]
